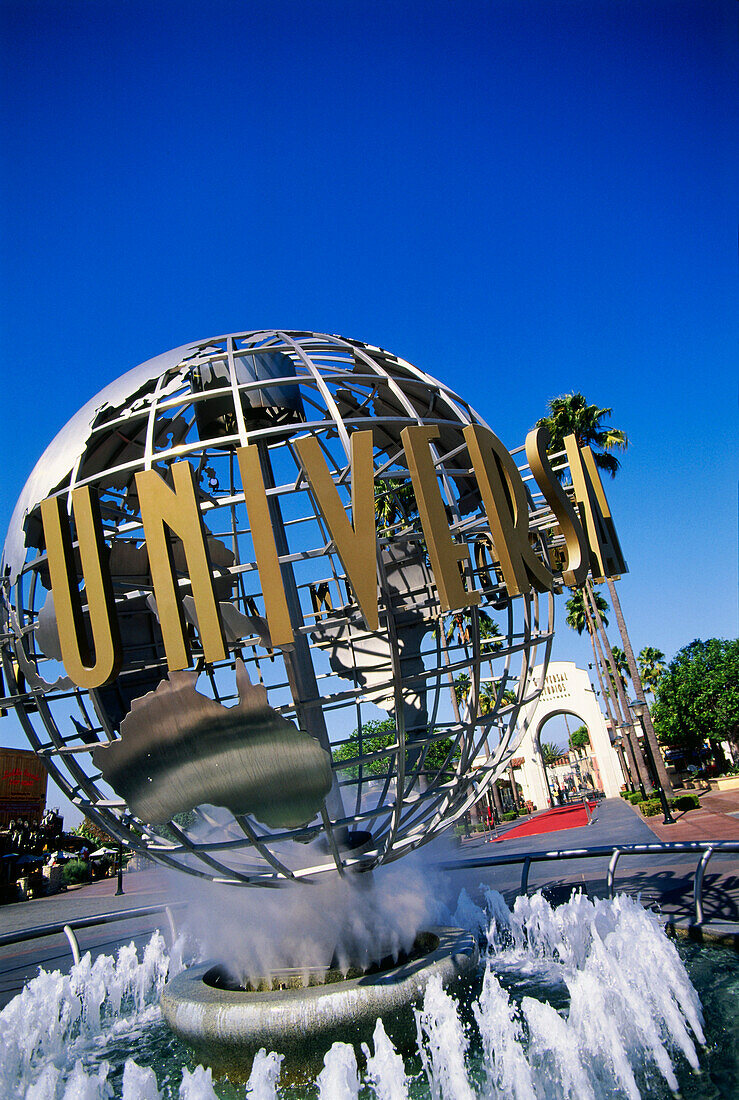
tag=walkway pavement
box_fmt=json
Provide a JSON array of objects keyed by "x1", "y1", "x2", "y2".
[
  {"x1": 447, "y1": 797, "x2": 739, "y2": 933},
  {"x1": 643, "y1": 787, "x2": 739, "y2": 842}
]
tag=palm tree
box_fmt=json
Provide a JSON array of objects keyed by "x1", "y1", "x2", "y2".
[
  {"x1": 638, "y1": 646, "x2": 665, "y2": 697},
  {"x1": 610, "y1": 645, "x2": 630, "y2": 692},
  {"x1": 536, "y1": 393, "x2": 628, "y2": 478},
  {"x1": 565, "y1": 586, "x2": 608, "y2": 634},
  {"x1": 540, "y1": 741, "x2": 562, "y2": 766},
  {"x1": 374, "y1": 477, "x2": 418, "y2": 530},
  {"x1": 539, "y1": 392, "x2": 672, "y2": 796}
]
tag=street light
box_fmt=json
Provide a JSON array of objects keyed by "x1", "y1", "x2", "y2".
[
  {"x1": 631, "y1": 699, "x2": 675, "y2": 825},
  {"x1": 608, "y1": 722, "x2": 634, "y2": 793},
  {"x1": 617, "y1": 721, "x2": 647, "y2": 800}
]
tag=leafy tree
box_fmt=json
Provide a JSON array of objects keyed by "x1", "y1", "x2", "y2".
[
  {"x1": 74, "y1": 818, "x2": 117, "y2": 849},
  {"x1": 569, "y1": 725, "x2": 590, "y2": 755},
  {"x1": 652, "y1": 639, "x2": 739, "y2": 763},
  {"x1": 536, "y1": 392, "x2": 628, "y2": 479},
  {"x1": 638, "y1": 646, "x2": 665, "y2": 697},
  {"x1": 540, "y1": 741, "x2": 562, "y2": 766},
  {"x1": 334, "y1": 717, "x2": 458, "y2": 778}
]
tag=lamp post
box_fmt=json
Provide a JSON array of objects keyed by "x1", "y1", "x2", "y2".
[
  {"x1": 631, "y1": 699, "x2": 675, "y2": 825},
  {"x1": 115, "y1": 842, "x2": 124, "y2": 896},
  {"x1": 617, "y1": 722, "x2": 647, "y2": 800},
  {"x1": 610, "y1": 726, "x2": 633, "y2": 793}
]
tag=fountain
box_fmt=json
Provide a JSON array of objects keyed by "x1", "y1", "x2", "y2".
[
  {"x1": 1, "y1": 331, "x2": 734, "y2": 1097},
  {"x1": 3, "y1": 887, "x2": 735, "y2": 1098}
]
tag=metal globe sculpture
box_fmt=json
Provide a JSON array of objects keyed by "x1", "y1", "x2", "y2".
[{"x1": 1, "y1": 331, "x2": 553, "y2": 885}]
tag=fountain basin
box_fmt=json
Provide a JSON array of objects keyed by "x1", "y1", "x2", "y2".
[{"x1": 160, "y1": 926, "x2": 478, "y2": 1079}]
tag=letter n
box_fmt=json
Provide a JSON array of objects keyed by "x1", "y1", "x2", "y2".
[
  {"x1": 135, "y1": 461, "x2": 227, "y2": 670},
  {"x1": 40, "y1": 488, "x2": 122, "y2": 689}
]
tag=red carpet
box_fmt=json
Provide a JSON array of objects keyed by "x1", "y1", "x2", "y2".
[{"x1": 492, "y1": 801, "x2": 598, "y2": 842}]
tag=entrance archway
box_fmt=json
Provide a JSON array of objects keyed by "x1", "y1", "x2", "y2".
[{"x1": 510, "y1": 662, "x2": 624, "y2": 810}]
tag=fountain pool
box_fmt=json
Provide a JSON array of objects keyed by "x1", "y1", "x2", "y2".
[{"x1": 2, "y1": 891, "x2": 737, "y2": 1100}]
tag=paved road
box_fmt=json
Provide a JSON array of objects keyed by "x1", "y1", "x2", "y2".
[{"x1": 1, "y1": 800, "x2": 737, "y2": 1009}]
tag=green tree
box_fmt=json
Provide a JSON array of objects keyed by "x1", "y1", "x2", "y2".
[
  {"x1": 536, "y1": 392, "x2": 628, "y2": 479},
  {"x1": 652, "y1": 639, "x2": 739, "y2": 764},
  {"x1": 638, "y1": 646, "x2": 665, "y2": 697},
  {"x1": 334, "y1": 717, "x2": 459, "y2": 778},
  {"x1": 74, "y1": 818, "x2": 117, "y2": 849},
  {"x1": 569, "y1": 725, "x2": 590, "y2": 755}
]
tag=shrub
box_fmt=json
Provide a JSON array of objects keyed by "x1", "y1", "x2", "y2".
[
  {"x1": 627, "y1": 792, "x2": 643, "y2": 805},
  {"x1": 502, "y1": 811, "x2": 518, "y2": 822},
  {"x1": 670, "y1": 793, "x2": 701, "y2": 812},
  {"x1": 62, "y1": 858, "x2": 90, "y2": 885},
  {"x1": 638, "y1": 799, "x2": 662, "y2": 817}
]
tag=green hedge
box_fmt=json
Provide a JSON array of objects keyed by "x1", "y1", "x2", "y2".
[
  {"x1": 638, "y1": 799, "x2": 663, "y2": 817},
  {"x1": 62, "y1": 858, "x2": 90, "y2": 885},
  {"x1": 502, "y1": 811, "x2": 519, "y2": 822},
  {"x1": 627, "y1": 792, "x2": 644, "y2": 805},
  {"x1": 670, "y1": 793, "x2": 701, "y2": 812}
]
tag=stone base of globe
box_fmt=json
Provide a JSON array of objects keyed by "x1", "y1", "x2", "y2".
[{"x1": 160, "y1": 927, "x2": 478, "y2": 1081}]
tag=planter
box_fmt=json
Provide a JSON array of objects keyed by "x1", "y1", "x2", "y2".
[{"x1": 709, "y1": 775, "x2": 739, "y2": 792}]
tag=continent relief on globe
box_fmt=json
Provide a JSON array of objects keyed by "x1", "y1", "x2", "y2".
[{"x1": 92, "y1": 660, "x2": 333, "y2": 828}]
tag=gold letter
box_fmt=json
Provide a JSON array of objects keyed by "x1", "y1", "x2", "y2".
[
  {"x1": 401, "y1": 425, "x2": 480, "y2": 612},
  {"x1": 236, "y1": 446, "x2": 294, "y2": 648},
  {"x1": 294, "y1": 430, "x2": 379, "y2": 631},
  {"x1": 525, "y1": 426, "x2": 589, "y2": 588},
  {"x1": 564, "y1": 436, "x2": 628, "y2": 581},
  {"x1": 40, "y1": 488, "x2": 122, "y2": 689},
  {"x1": 135, "y1": 462, "x2": 227, "y2": 670},
  {"x1": 464, "y1": 424, "x2": 554, "y2": 596}
]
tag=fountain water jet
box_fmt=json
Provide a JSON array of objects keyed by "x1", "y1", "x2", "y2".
[{"x1": 2, "y1": 889, "x2": 728, "y2": 1099}]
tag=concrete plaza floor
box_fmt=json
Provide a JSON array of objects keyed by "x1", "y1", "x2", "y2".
[{"x1": 1, "y1": 798, "x2": 737, "y2": 1009}]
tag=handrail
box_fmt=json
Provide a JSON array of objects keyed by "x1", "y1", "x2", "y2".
[
  {"x1": 439, "y1": 839, "x2": 739, "y2": 925},
  {"x1": 2, "y1": 841, "x2": 738, "y2": 960},
  {"x1": 0, "y1": 902, "x2": 185, "y2": 950}
]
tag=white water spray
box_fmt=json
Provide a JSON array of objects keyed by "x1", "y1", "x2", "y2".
[{"x1": 0, "y1": 890, "x2": 709, "y2": 1098}]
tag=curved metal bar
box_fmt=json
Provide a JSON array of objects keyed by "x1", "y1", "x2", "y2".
[
  {"x1": 607, "y1": 849, "x2": 621, "y2": 899},
  {"x1": 63, "y1": 924, "x2": 81, "y2": 965},
  {"x1": 520, "y1": 855, "x2": 532, "y2": 895},
  {"x1": 694, "y1": 846, "x2": 714, "y2": 925}
]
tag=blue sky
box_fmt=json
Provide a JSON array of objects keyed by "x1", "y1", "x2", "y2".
[{"x1": 1, "y1": 1, "x2": 736, "y2": 810}]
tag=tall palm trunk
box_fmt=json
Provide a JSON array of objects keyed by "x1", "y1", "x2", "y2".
[
  {"x1": 605, "y1": 578, "x2": 674, "y2": 796},
  {"x1": 583, "y1": 607, "x2": 634, "y2": 790},
  {"x1": 507, "y1": 765, "x2": 520, "y2": 809},
  {"x1": 585, "y1": 580, "x2": 652, "y2": 792},
  {"x1": 585, "y1": 596, "x2": 645, "y2": 792},
  {"x1": 491, "y1": 780, "x2": 504, "y2": 818}
]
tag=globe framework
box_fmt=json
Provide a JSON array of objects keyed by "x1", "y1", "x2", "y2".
[{"x1": 1, "y1": 331, "x2": 553, "y2": 885}]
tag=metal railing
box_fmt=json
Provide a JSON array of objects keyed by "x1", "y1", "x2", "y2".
[
  {"x1": 439, "y1": 840, "x2": 739, "y2": 926},
  {"x1": 0, "y1": 902, "x2": 185, "y2": 963},
  {"x1": 2, "y1": 841, "x2": 738, "y2": 966}
]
